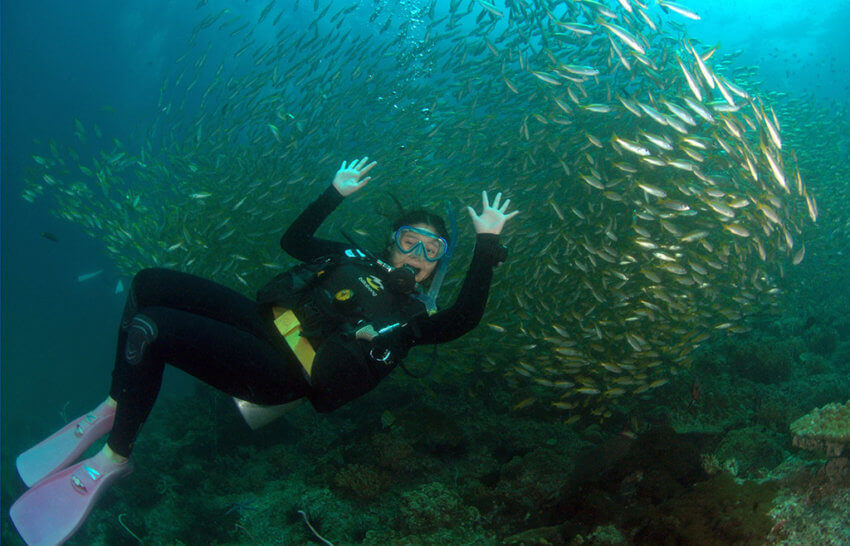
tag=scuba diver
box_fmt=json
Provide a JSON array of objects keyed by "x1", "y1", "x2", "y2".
[{"x1": 9, "y1": 156, "x2": 518, "y2": 545}]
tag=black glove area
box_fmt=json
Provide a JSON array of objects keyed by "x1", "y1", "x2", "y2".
[{"x1": 371, "y1": 323, "x2": 411, "y2": 364}]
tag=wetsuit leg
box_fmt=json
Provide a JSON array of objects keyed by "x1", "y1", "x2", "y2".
[
  {"x1": 118, "y1": 267, "x2": 264, "y2": 333},
  {"x1": 107, "y1": 269, "x2": 307, "y2": 457},
  {"x1": 109, "y1": 267, "x2": 288, "y2": 399}
]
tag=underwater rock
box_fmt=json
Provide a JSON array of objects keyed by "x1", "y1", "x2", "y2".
[
  {"x1": 411, "y1": 408, "x2": 469, "y2": 456},
  {"x1": 332, "y1": 463, "x2": 392, "y2": 500},
  {"x1": 501, "y1": 524, "x2": 565, "y2": 545},
  {"x1": 725, "y1": 337, "x2": 800, "y2": 384},
  {"x1": 791, "y1": 400, "x2": 850, "y2": 488},
  {"x1": 714, "y1": 426, "x2": 788, "y2": 477},
  {"x1": 546, "y1": 426, "x2": 781, "y2": 543},
  {"x1": 398, "y1": 481, "x2": 480, "y2": 534},
  {"x1": 603, "y1": 426, "x2": 707, "y2": 491},
  {"x1": 370, "y1": 431, "x2": 418, "y2": 473},
  {"x1": 804, "y1": 324, "x2": 840, "y2": 356},
  {"x1": 632, "y1": 473, "x2": 777, "y2": 545},
  {"x1": 492, "y1": 447, "x2": 575, "y2": 522},
  {"x1": 791, "y1": 400, "x2": 850, "y2": 458}
]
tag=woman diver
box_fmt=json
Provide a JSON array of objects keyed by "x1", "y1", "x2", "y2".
[{"x1": 10, "y1": 157, "x2": 518, "y2": 545}]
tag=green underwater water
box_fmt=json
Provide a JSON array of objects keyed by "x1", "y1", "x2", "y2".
[{"x1": 3, "y1": 0, "x2": 850, "y2": 543}]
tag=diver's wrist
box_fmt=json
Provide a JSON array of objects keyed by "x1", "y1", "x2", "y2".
[
  {"x1": 324, "y1": 184, "x2": 346, "y2": 205},
  {"x1": 475, "y1": 232, "x2": 500, "y2": 245},
  {"x1": 474, "y1": 233, "x2": 505, "y2": 265}
]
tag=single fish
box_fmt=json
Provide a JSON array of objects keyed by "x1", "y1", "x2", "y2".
[
  {"x1": 658, "y1": 1, "x2": 700, "y2": 20},
  {"x1": 77, "y1": 270, "x2": 104, "y2": 282}
]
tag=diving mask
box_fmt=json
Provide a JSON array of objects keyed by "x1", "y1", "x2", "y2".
[
  {"x1": 393, "y1": 226, "x2": 449, "y2": 262},
  {"x1": 393, "y1": 225, "x2": 448, "y2": 262}
]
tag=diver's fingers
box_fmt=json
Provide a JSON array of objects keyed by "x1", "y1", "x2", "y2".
[
  {"x1": 467, "y1": 205, "x2": 479, "y2": 221},
  {"x1": 359, "y1": 160, "x2": 377, "y2": 178},
  {"x1": 492, "y1": 192, "x2": 502, "y2": 208},
  {"x1": 504, "y1": 209, "x2": 520, "y2": 220},
  {"x1": 481, "y1": 190, "x2": 489, "y2": 209},
  {"x1": 500, "y1": 198, "x2": 511, "y2": 212}
]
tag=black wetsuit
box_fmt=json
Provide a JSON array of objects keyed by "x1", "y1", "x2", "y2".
[{"x1": 106, "y1": 185, "x2": 502, "y2": 457}]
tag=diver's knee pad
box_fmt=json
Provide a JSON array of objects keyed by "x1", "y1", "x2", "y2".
[
  {"x1": 120, "y1": 289, "x2": 138, "y2": 330},
  {"x1": 124, "y1": 314, "x2": 158, "y2": 365},
  {"x1": 121, "y1": 268, "x2": 162, "y2": 329}
]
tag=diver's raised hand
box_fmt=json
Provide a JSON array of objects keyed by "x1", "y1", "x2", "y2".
[
  {"x1": 332, "y1": 157, "x2": 377, "y2": 197},
  {"x1": 467, "y1": 191, "x2": 519, "y2": 235}
]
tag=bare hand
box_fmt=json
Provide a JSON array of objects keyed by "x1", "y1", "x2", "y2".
[
  {"x1": 332, "y1": 157, "x2": 377, "y2": 197},
  {"x1": 467, "y1": 191, "x2": 519, "y2": 235}
]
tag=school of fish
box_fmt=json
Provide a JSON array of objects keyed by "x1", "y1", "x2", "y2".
[{"x1": 23, "y1": 0, "x2": 847, "y2": 422}]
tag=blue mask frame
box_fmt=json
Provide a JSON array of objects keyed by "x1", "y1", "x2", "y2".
[{"x1": 393, "y1": 225, "x2": 448, "y2": 262}]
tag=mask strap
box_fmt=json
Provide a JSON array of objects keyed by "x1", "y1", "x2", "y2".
[{"x1": 420, "y1": 201, "x2": 458, "y2": 314}]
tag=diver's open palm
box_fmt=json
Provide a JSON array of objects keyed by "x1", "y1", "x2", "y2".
[
  {"x1": 467, "y1": 191, "x2": 519, "y2": 235},
  {"x1": 332, "y1": 157, "x2": 377, "y2": 197}
]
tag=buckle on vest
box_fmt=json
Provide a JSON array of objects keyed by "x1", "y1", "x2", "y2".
[{"x1": 272, "y1": 307, "x2": 317, "y2": 378}]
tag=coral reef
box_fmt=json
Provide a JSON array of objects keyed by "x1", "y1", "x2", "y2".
[
  {"x1": 791, "y1": 400, "x2": 850, "y2": 457},
  {"x1": 803, "y1": 324, "x2": 840, "y2": 357},
  {"x1": 790, "y1": 400, "x2": 850, "y2": 494},
  {"x1": 398, "y1": 481, "x2": 480, "y2": 534},
  {"x1": 333, "y1": 463, "x2": 392, "y2": 500},
  {"x1": 3, "y1": 289, "x2": 849, "y2": 545},
  {"x1": 714, "y1": 426, "x2": 789, "y2": 478},
  {"x1": 767, "y1": 481, "x2": 850, "y2": 544},
  {"x1": 634, "y1": 473, "x2": 777, "y2": 545},
  {"x1": 370, "y1": 431, "x2": 420, "y2": 473},
  {"x1": 724, "y1": 335, "x2": 802, "y2": 384},
  {"x1": 491, "y1": 447, "x2": 575, "y2": 522}
]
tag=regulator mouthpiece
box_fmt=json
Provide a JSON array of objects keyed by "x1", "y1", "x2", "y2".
[{"x1": 388, "y1": 264, "x2": 417, "y2": 294}]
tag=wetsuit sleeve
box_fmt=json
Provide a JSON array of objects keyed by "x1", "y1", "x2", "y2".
[
  {"x1": 406, "y1": 233, "x2": 502, "y2": 345},
  {"x1": 280, "y1": 185, "x2": 349, "y2": 261}
]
